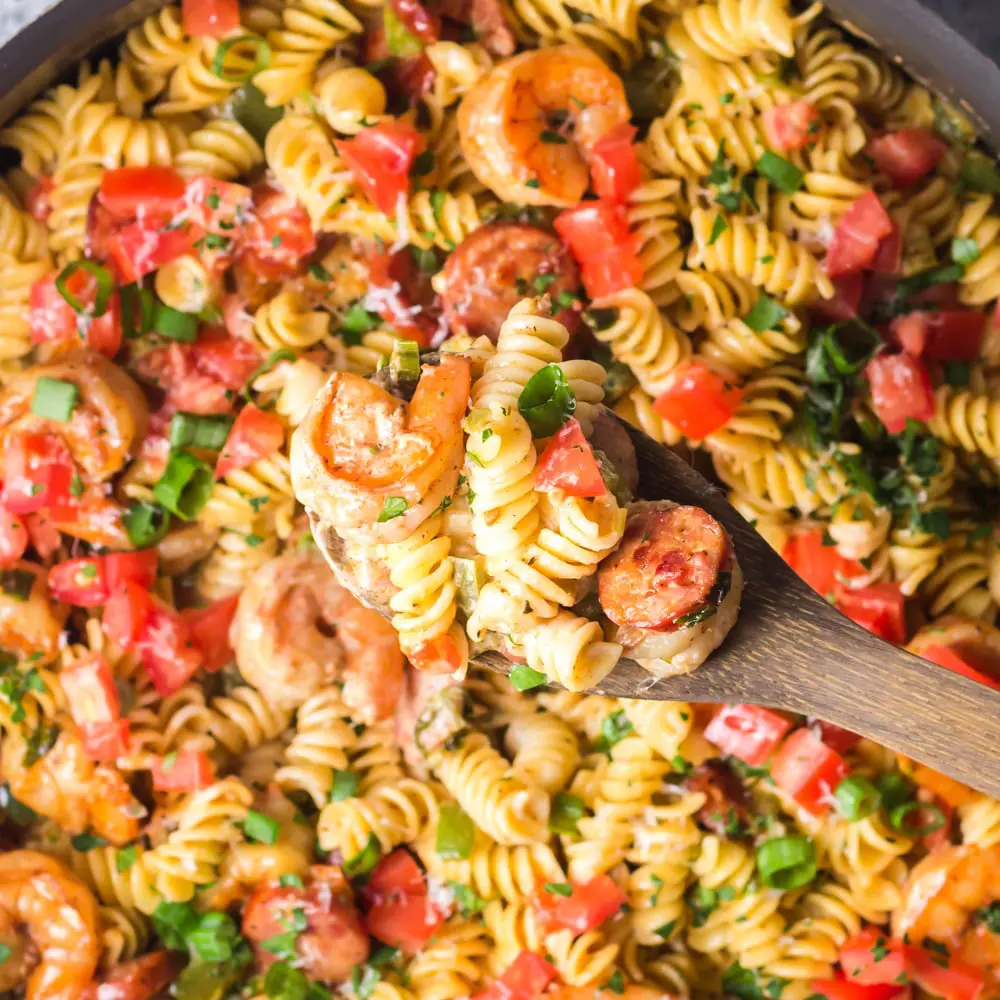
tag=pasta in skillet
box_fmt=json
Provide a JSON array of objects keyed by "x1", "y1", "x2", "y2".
[{"x1": 0, "y1": 1, "x2": 998, "y2": 999}]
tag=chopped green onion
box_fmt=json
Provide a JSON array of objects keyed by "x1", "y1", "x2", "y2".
[
  {"x1": 959, "y1": 151, "x2": 1000, "y2": 195},
  {"x1": 344, "y1": 832, "x2": 383, "y2": 875},
  {"x1": 756, "y1": 150, "x2": 805, "y2": 194},
  {"x1": 874, "y1": 772, "x2": 913, "y2": 812},
  {"x1": 952, "y1": 237, "x2": 980, "y2": 266},
  {"x1": 211, "y1": 34, "x2": 272, "y2": 83},
  {"x1": 743, "y1": 294, "x2": 788, "y2": 333},
  {"x1": 30, "y1": 377, "x2": 79, "y2": 422},
  {"x1": 54, "y1": 260, "x2": 113, "y2": 317},
  {"x1": 888, "y1": 801, "x2": 946, "y2": 836},
  {"x1": 756, "y1": 835, "x2": 817, "y2": 889},
  {"x1": 893, "y1": 265, "x2": 966, "y2": 310},
  {"x1": 70, "y1": 831, "x2": 109, "y2": 852},
  {"x1": 549, "y1": 791, "x2": 586, "y2": 835},
  {"x1": 340, "y1": 303, "x2": 382, "y2": 336},
  {"x1": 834, "y1": 775, "x2": 881, "y2": 821},
  {"x1": 279, "y1": 874, "x2": 304, "y2": 888},
  {"x1": 544, "y1": 882, "x2": 573, "y2": 897},
  {"x1": 518, "y1": 363, "x2": 576, "y2": 438},
  {"x1": 390, "y1": 340, "x2": 421, "y2": 382},
  {"x1": 509, "y1": 664, "x2": 547, "y2": 692},
  {"x1": 123, "y1": 501, "x2": 171, "y2": 548},
  {"x1": 264, "y1": 961, "x2": 308, "y2": 1000},
  {"x1": 189, "y1": 911, "x2": 242, "y2": 962},
  {"x1": 330, "y1": 769, "x2": 360, "y2": 802},
  {"x1": 120, "y1": 283, "x2": 155, "y2": 339},
  {"x1": 244, "y1": 810, "x2": 280, "y2": 844},
  {"x1": 377, "y1": 496, "x2": 409, "y2": 522},
  {"x1": 436, "y1": 802, "x2": 474, "y2": 859},
  {"x1": 152, "y1": 301, "x2": 199, "y2": 342},
  {"x1": 153, "y1": 451, "x2": 214, "y2": 521},
  {"x1": 594, "y1": 710, "x2": 634, "y2": 752},
  {"x1": 168, "y1": 412, "x2": 234, "y2": 451},
  {"x1": 449, "y1": 882, "x2": 487, "y2": 917}
]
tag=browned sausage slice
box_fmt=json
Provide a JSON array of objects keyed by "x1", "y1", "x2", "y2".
[
  {"x1": 438, "y1": 222, "x2": 580, "y2": 343},
  {"x1": 598, "y1": 506, "x2": 728, "y2": 630},
  {"x1": 79, "y1": 951, "x2": 184, "y2": 1000},
  {"x1": 683, "y1": 760, "x2": 752, "y2": 838}
]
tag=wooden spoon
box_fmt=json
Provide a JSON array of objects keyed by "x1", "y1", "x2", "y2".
[{"x1": 473, "y1": 422, "x2": 1000, "y2": 800}]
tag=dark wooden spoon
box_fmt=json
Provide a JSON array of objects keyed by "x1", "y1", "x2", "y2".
[{"x1": 473, "y1": 423, "x2": 1000, "y2": 800}]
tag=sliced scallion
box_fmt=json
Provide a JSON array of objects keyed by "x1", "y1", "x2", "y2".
[
  {"x1": 756, "y1": 835, "x2": 817, "y2": 889},
  {"x1": 834, "y1": 775, "x2": 881, "y2": 821},
  {"x1": 211, "y1": 34, "x2": 272, "y2": 83},
  {"x1": 168, "y1": 412, "x2": 234, "y2": 452},
  {"x1": 152, "y1": 301, "x2": 198, "y2": 342},
  {"x1": 54, "y1": 260, "x2": 113, "y2": 318},
  {"x1": 30, "y1": 377, "x2": 79, "y2": 422},
  {"x1": 153, "y1": 451, "x2": 214, "y2": 520}
]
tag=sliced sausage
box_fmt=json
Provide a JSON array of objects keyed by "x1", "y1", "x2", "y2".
[
  {"x1": 243, "y1": 868, "x2": 370, "y2": 984},
  {"x1": 598, "y1": 505, "x2": 728, "y2": 630},
  {"x1": 437, "y1": 222, "x2": 580, "y2": 343},
  {"x1": 683, "y1": 760, "x2": 751, "y2": 839},
  {"x1": 80, "y1": 951, "x2": 185, "y2": 1000},
  {"x1": 367, "y1": 246, "x2": 445, "y2": 347}
]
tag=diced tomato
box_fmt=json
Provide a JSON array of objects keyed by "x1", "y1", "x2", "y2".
[
  {"x1": 471, "y1": 953, "x2": 558, "y2": 1000},
  {"x1": 871, "y1": 223, "x2": 903, "y2": 275},
  {"x1": 99, "y1": 166, "x2": 186, "y2": 221},
  {"x1": 238, "y1": 185, "x2": 316, "y2": 280},
  {"x1": 762, "y1": 100, "x2": 822, "y2": 151},
  {"x1": 704, "y1": 704, "x2": 793, "y2": 766},
  {"x1": 810, "y1": 977, "x2": 906, "y2": 1000},
  {"x1": 107, "y1": 220, "x2": 200, "y2": 283},
  {"x1": 0, "y1": 507, "x2": 28, "y2": 566},
  {"x1": 887, "y1": 310, "x2": 985, "y2": 363},
  {"x1": 814, "y1": 273, "x2": 866, "y2": 322},
  {"x1": 590, "y1": 124, "x2": 641, "y2": 203},
  {"x1": 0, "y1": 433, "x2": 75, "y2": 515},
  {"x1": 26, "y1": 176, "x2": 53, "y2": 223},
  {"x1": 105, "y1": 550, "x2": 158, "y2": 592},
  {"x1": 362, "y1": 850, "x2": 444, "y2": 954},
  {"x1": 770, "y1": 727, "x2": 848, "y2": 815},
  {"x1": 866, "y1": 129, "x2": 947, "y2": 189},
  {"x1": 408, "y1": 633, "x2": 465, "y2": 674},
  {"x1": 215, "y1": 404, "x2": 284, "y2": 480},
  {"x1": 103, "y1": 580, "x2": 154, "y2": 650},
  {"x1": 138, "y1": 603, "x2": 204, "y2": 696},
  {"x1": 652, "y1": 362, "x2": 743, "y2": 439},
  {"x1": 906, "y1": 947, "x2": 984, "y2": 1000},
  {"x1": 184, "y1": 176, "x2": 252, "y2": 236},
  {"x1": 783, "y1": 528, "x2": 842, "y2": 598},
  {"x1": 24, "y1": 510, "x2": 60, "y2": 558},
  {"x1": 919, "y1": 644, "x2": 1000, "y2": 691},
  {"x1": 534, "y1": 876, "x2": 627, "y2": 934},
  {"x1": 835, "y1": 582, "x2": 906, "y2": 645},
  {"x1": 339, "y1": 120, "x2": 424, "y2": 215},
  {"x1": 150, "y1": 748, "x2": 215, "y2": 791},
  {"x1": 840, "y1": 929, "x2": 909, "y2": 985},
  {"x1": 825, "y1": 192, "x2": 894, "y2": 277},
  {"x1": 80, "y1": 719, "x2": 131, "y2": 761},
  {"x1": 368, "y1": 245, "x2": 443, "y2": 346},
  {"x1": 534, "y1": 419, "x2": 606, "y2": 497},
  {"x1": 190, "y1": 328, "x2": 261, "y2": 390},
  {"x1": 30, "y1": 273, "x2": 123, "y2": 358},
  {"x1": 61, "y1": 654, "x2": 129, "y2": 760},
  {"x1": 809, "y1": 720, "x2": 860, "y2": 755},
  {"x1": 133, "y1": 344, "x2": 230, "y2": 416},
  {"x1": 182, "y1": 0, "x2": 240, "y2": 36},
  {"x1": 365, "y1": 849, "x2": 426, "y2": 899},
  {"x1": 865, "y1": 353, "x2": 934, "y2": 434},
  {"x1": 554, "y1": 201, "x2": 642, "y2": 298},
  {"x1": 48, "y1": 557, "x2": 109, "y2": 607},
  {"x1": 181, "y1": 595, "x2": 239, "y2": 671},
  {"x1": 389, "y1": 0, "x2": 440, "y2": 42}
]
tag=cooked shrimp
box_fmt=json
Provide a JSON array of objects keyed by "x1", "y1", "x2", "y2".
[
  {"x1": 0, "y1": 561, "x2": 66, "y2": 661},
  {"x1": 0, "y1": 350, "x2": 147, "y2": 484},
  {"x1": 0, "y1": 851, "x2": 101, "y2": 1000},
  {"x1": 291, "y1": 356, "x2": 471, "y2": 545},
  {"x1": 908, "y1": 615, "x2": 1000, "y2": 679},
  {"x1": 893, "y1": 843, "x2": 1000, "y2": 970},
  {"x1": 1, "y1": 724, "x2": 143, "y2": 844},
  {"x1": 231, "y1": 551, "x2": 404, "y2": 720},
  {"x1": 458, "y1": 46, "x2": 630, "y2": 206}
]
